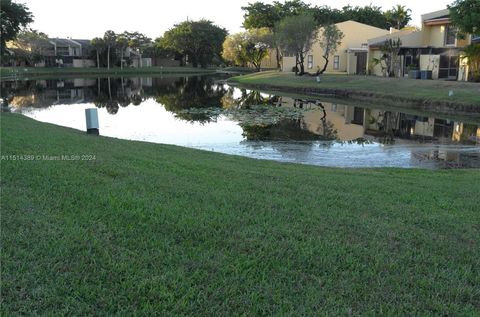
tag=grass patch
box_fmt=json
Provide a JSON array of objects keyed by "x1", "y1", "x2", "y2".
[
  {"x1": 0, "y1": 66, "x2": 217, "y2": 80},
  {"x1": 230, "y1": 71, "x2": 480, "y2": 106},
  {"x1": 1, "y1": 113, "x2": 479, "y2": 315}
]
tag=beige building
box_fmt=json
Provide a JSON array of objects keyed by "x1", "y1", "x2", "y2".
[
  {"x1": 368, "y1": 9, "x2": 473, "y2": 80},
  {"x1": 282, "y1": 20, "x2": 392, "y2": 75}
]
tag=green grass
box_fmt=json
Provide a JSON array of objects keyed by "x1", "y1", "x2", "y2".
[
  {"x1": 230, "y1": 71, "x2": 480, "y2": 106},
  {"x1": 0, "y1": 66, "x2": 217, "y2": 80},
  {"x1": 1, "y1": 113, "x2": 479, "y2": 316}
]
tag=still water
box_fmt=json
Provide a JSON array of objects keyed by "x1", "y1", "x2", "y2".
[{"x1": 2, "y1": 75, "x2": 479, "y2": 169}]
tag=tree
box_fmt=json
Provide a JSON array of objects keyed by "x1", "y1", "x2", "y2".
[
  {"x1": 242, "y1": 0, "x2": 311, "y2": 68},
  {"x1": 461, "y1": 44, "x2": 480, "y2": 81},
  {"x1": 122, "y1": 31, "x2": 151, "y2": 68},
  {"x1": 116, "y1": 35, "x2": 128, "y2": 69},
  {"x1": 342, "y1": 5, "x2": 389, "y2": 29},
  {"x1": 222, "y1": 33, "x2": 248, "y2": 67},
  {"x1": 7, "y1": 29, "x2": 49, "y2": 65},
  {"x1": 222, "y1": 28, "x2": 273, "y2": 71},
  {"x1": 385, "y1": 5, "x2": 412, "y2": 30},
  {"x1": 0, "y1": 0, "x2": 33, "y2": 56},
  {"x1": 91, "y1": 37, "x2": 105, "y2": 69},
  {"x1": 162, "y1": 20, "x2": 227, "y2": 68},
  {"x1": 317, "y1": 24, "x2": 344, "y2": 74},
  {"x1": 448, "y1": 0, "x2": 480, "y2": 36},
  {"x1": 103, "y1": 30, "x2": 117, "y2": 69},
  {"x1": 373, "y1": 38, "x2": 402, "y2": 77},
  {"x1": 275, "y1": 13, "x2": 318, "y2": 76}
]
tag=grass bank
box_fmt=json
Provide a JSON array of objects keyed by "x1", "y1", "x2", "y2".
[
  {"x1": 0, "y1": 66, "x2": 217, "y2": 80},
  {"x1": 2, "y1": 114, "x2": 479, "y2": 315},
  {"x1": 229, "y1": 71, "x2": 480, "y2": 115}
]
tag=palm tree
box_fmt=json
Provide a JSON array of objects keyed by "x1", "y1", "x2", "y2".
[
  {"x1": 386, "y1": 5, "x2": 412, "y2": 30},
  {"x1": 116, "y1": 35, "x2": 128, "y2": 69},
  {"x1": 103, "y1": 30, "x2": 117, "y2": 70},
  {"x1": 91, "y1": 37, "x2": 105, "y2": 69}
]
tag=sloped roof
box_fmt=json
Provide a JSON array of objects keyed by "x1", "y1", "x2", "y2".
[
  {"x1": 421, "y1": 9, "x2": 450, "y2": 24},
  {"x1": 367, "y1": 29, "x2": 416, "y2": 46}
]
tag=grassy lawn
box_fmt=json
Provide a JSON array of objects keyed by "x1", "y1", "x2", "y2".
[
  {"x1": 230, "y1": 71, "x2": 480, "y2": 106},
  {"x1": 1, "y1": 113, "x2": 479, "y2": 316},
  {"x1": 0, "y1": 66, "x2": 217, "y2": 80}
]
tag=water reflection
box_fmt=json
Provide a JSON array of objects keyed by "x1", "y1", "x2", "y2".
[{"x1": 2, "y1": 75, "x2": 479, "y2": 169}]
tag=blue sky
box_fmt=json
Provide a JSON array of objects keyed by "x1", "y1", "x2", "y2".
[{"x1": 24, "y1": 0, "x2": 453, "y2": 39}]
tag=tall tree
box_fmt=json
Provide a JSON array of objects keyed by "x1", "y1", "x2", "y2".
[
  {"x1": 116, "y1": 35, "x2": 128, "y2": 69},
  {"x1": 222, "y1": 33, "x2": 249, "y2": 67},
  {"x1": 448, "y1": 0, "x2": 480, "y2": 36},
  {"x1": 317, "y1": 24, "x2": 344, "y2": 74},
  {"x1": 91, "y1": 37, "x2": 105, "y2": 69},
  {"x1": 103, "y1": 30, "x2": 117, "y2": 70},
  {"x1": 0, "y1": 0, "x2": 33, "y2": 56},
  {"x1": 242, "y1": 0, "x2": 311, "y2": 68},
  {"x1": 122, "y1": 31, "x2": 151, "y2": 68},
  {"x1": 342, "y1": 5, "x2": 389, "y2": 29},
  {"x1": 162, "y1": 20, "x2": 227, "y2": 68},
  {"x1": 8, "y1": 29, "x2": 49, "y2": 65},
  {"x1": 222, "y1": 28, "x2": 273, "y2": 71},
  {"x1": 275, "y1": 12, "x2": 318, "y2": 76},
  {"x1": 385, "y1": 5, "x2": 412, "y2": 30}
]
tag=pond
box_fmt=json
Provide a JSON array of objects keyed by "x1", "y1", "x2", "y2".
[{"x1": 2, "y1": 75, "x2": 480, "y2": 169}]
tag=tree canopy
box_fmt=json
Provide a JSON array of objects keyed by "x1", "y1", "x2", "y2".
[
  {"x1": 162, "y1": 20, "x2": 227, "y2": 68},
  {"x1": 385, "y1": 5, "x2": 412, "y2": 30},
  {"x1": 448, "y1": 0, "x2": 480, "y2": 36},
  {"x1": 317, "y1": 24, "x2": 344, "y2": 74},
  {"x1": 0, "y1": 0, "x2": 33, "y2": 55},
  {"x1": 275, "y1": 12, "x2": 318, "y2": 75},
  {"x1": 222, "y1": 28, "x2": 273, "y2": 71}
]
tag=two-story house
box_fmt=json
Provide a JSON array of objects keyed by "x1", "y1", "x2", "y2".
[
  {"x1": 282, "y1": 20, "x2": 392, "y2": 75},
  {"x1": 368, "y1": 9, "x2": 472, "y2": 81}
]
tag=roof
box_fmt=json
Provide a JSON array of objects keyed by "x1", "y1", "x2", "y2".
[
  {"x1": 421, "y1": 9, "x2": 450, "y2": 22},
  {"x1": 49, "y1": 38, "x2": 81, "y2": 47},
  {"x1": 367, "y1": 29, "x2": 416, "y2": 46},
  {"x1": 334, "y1": 20, "x2": 389, "y2": 32},
  {"x1": 72, "y1": 39, "x2": 91, "y2": 47}
]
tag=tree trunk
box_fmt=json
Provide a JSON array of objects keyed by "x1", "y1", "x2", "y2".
[
  {"x1": 318, "y1": 55, "x2": 329, "y2": 74},
  {"x1": 298, "y1": 54, "x2": 305, "y2": 76},
  {"x1": 294, "y1": 53, "x2": 299, "y2": 76},
  {"x1": 96, "y1": 51, "x2": 100, "y2": 69},
  {"x1": 276, "y1": 46, "x2": 281, "y2": 69},
  {"x1": 139, "y1": 51, "x2": 142, "y2": 68},
  {"x1": 107, "y1": 46, "x2": 110, "y2": 70},
  {"x1": 120, "y1": 50, "x2": 124, "y2": 70}
]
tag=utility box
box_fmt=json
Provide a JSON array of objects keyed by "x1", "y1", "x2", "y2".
[{"x1": 85, "y1": 108, "x2": 99, "y2": 135}]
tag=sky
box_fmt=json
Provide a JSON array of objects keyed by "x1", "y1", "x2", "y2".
[{"x1": 23, "y1": 0, "x2": 453, "y2": 39}]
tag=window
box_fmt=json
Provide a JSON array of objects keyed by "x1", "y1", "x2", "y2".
[
  {"x1": 445, "y1": 24, "x2": 456, "y2": 46},
  {"x1": 56, "y1": 46, "x2": 70, "y2": 56},
  {"x1": 307, "y1": 55, "x2": 313, "y2": 69},
  {"x1": 333, "y1": 55, "x2": 340, "y2": 70}
]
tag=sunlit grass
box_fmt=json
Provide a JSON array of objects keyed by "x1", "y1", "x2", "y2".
[
  {"x1": 230, "y1": 71, "x2": 480, "y2": 105},
  {"x1": 1, "y1": 113, "x2": 479, "y2": 315}
]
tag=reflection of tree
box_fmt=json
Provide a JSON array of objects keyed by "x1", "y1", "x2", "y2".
[
  {"x1": 92, "y1": 77, "x2": 147, "y2": 114},
  {"x1": 240, "y1": 100, "x2": 338, "y2": 141},
  {"x1": 154, "y1": 76, "x2": 227, "y2": 123},
  {"x1": 221, "y1": 87, "x2": 280, "y2": 109}
]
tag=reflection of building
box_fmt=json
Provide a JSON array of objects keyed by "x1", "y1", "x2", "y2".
[{"x1": 270, "y1": 95, "x2": 480, "y2": 145}]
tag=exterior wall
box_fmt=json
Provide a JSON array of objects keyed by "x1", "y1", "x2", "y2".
[
  {"x1": 72, "y1": 59, "x2": 96, "y2": 68},
  {"x1": 151, "y1": 57, "x2": 181, "y2": 67},
  {"x1": 282, "y1": 21, "x2": 390, "y2": 73},
  {"x1": 282, "y1": 56, "x2": 297, "y2": 72},
  {"x1": 132, "y1": 57, "x2": 152, "y2": 68}
]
